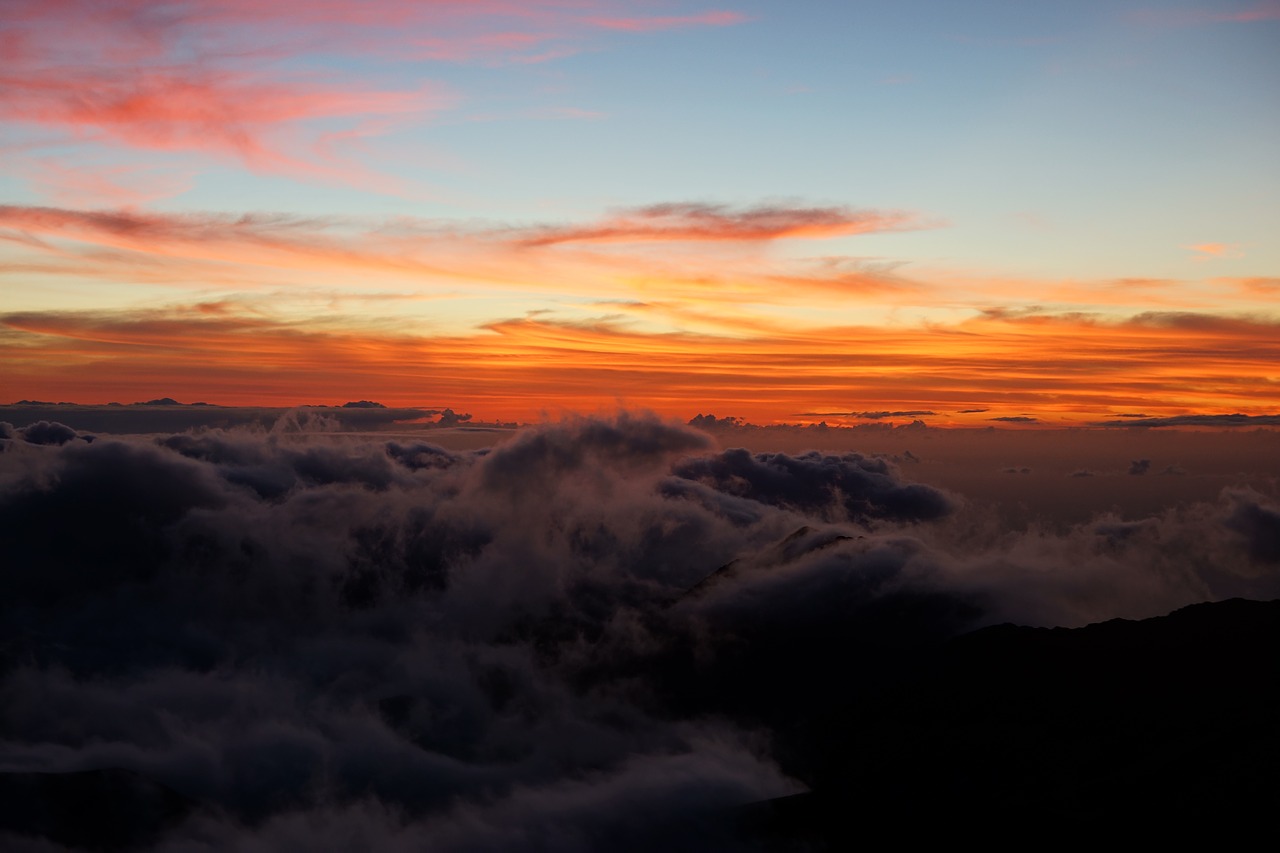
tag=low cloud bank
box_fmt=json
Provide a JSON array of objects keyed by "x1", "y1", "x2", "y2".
[
  {"x1": 1092, "y1": 413, "x2": 1280, "y2": 428},
  {"x1": 0, "y1": 420, "x2": 89, "y2": 446},
  {"x1": 1, "y1": 415, "x2": 1277, "y2": 848},
  {"x1": 0, "y1": 404, "x2": 462, "y2": 436}
]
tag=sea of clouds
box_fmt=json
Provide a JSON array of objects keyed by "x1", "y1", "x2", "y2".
[{"x1": 1, "y1": 414, "x2": 1277, "y2": 849}]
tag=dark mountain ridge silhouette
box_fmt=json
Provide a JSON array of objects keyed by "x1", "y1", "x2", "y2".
[{"x1": 740, "y1": 597, "x2": 1280, "y2": 846}]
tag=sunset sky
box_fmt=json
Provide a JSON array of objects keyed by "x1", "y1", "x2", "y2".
[{"x1": 2, "y1": 0, "x2": 1277, "y2": 425}]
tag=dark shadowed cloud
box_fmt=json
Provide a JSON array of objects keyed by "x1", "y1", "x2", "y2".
[
  {"x1": 513, "y1": 203, "x2": 924, "y2": 247},
  {"x1": 0, "y1": 420, "x2": 86, "y2": 445},
  {"x1": 1092, "y1": 413, "x2": 1280, "y2": 428},
  {"x1": 687, "y1": 413, "x2": 747, "y2": 430},
  {"x1": 670, "y1": 448, "x2": 955, "y2": 523},
  {"x1": 1, "y1": 414, "x2": 1277, "y2": 847},
  {"x1": 1224, "y1": 489, "x2": 1280, "y2": 563},
  {"x1": 794, "y1": 410, "x2": 937, "y2": 419},
  {"x1": 0, "y1": 403, "x2": 447, "y2": 434}
]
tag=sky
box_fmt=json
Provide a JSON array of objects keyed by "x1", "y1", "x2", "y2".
[
  {"x1": 1, "y1": 0, "x2": 1278, "y2": 425},
  {"x1": 3, "y1": 5, "x2": 1280, "y2": 834}
]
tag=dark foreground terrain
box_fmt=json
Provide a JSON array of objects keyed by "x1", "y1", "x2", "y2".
[
  {"x1": 740, "y1": 596, "x2": 1280, "y2": 847},
  {"x1": 3, "y1": 597, "x2": 1276, "y2": 849}
]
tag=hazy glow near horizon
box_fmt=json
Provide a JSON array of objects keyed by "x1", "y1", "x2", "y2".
[{"x1": 2, "y1": 0, "x2": 1277, "y2": 425}]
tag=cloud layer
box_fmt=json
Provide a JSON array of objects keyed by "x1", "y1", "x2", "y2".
[{"x1": 1, "y1": 415, "x2": 1277, "y2": 846}]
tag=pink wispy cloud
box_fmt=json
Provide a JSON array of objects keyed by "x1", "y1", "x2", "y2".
[
  {"x1": 585, "y1": 10, "x2": 748, "y2": 32},
  {"x1": 3, "y1": 68, "x2": 446, "y2": 169},
  {"x1": 414, "y1": 31, "x2": 562, "y2": 63},
  {"x1": 0, "y1": 1, "x2": 750, "y2": 192},
  {"x1": 24, "y1": 160, "x2": 196, "y2": 209},
  {"x1": 1132, "y1": 2, "x2": 1280, "y2": 26},
  {"x1": 1203, "y1": 1, "x2": 1280, "y2": 22},
  {"x1": 0, "y1": 0, "x2": 455, "y2": 189}
]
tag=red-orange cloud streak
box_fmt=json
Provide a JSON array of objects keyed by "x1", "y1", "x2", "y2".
[
  {"x1": 4, "y1": 307, "x2": 1276, "y2": 425},
  {"x1": 0, "y1": 203, "x2": 921, "y2": 306}
]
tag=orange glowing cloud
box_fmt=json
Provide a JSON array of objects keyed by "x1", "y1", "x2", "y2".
[
  {"x1": 4, "y1": 304, "x2": 1278, "y2": 425},
  {"x1": 0, "y1": 205, "x2": 487, "y2": 288},
  {"x1": 1185, "y1": 242, "x2": 1243, "y2": 259},
  {"x1": 5, "y1": 200, "x2": 1276, "y2": 425},
  {"x1": 910, "y1": 267, "x2": 1276, "y2": 316},
  {"x1": 0, "y1": 203, "x2": 922, "y2": 310},
  {"x1": 1224, "y1": 276, "x2": 1280, "y2": 295}
]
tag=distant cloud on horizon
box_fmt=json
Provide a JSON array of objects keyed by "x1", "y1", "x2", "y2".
[
  {"x1": 792, "y1": 410, "x2": 936, "y2": 419},
  {"x1": 1092, "y1": 414, "x2": 1280, "y2": 428}
]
